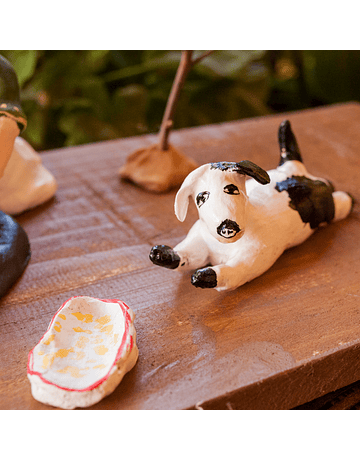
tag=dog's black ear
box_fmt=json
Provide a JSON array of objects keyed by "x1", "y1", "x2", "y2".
[
  {"x1": 210, "y1": 161, "x2": 270, "y2": 185},
  {"x1": 235, "y1": 160, "x2": 270, "y2": 185}
]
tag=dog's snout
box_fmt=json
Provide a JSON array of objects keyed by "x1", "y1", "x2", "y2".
[{"x1": 217, "y1": 219, "x2": 241, "y2": 239}]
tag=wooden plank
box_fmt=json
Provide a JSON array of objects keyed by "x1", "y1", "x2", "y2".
[
  {"x1": 1, "y1": 102, "x2": 360, "y2": 409},
  {"x1": 294, "y1": 379, "x2": 360, "y2": 410}
]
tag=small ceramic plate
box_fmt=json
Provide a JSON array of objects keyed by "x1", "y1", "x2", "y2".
[{"x1": 27, "y1": 296, "x2": 138, "y2": 409}]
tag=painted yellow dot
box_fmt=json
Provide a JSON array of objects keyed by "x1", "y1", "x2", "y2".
[
  {"x1": 94, "y1": 345, "x2": 109, "y2": 355},
  {"x1": 55, "y1": 347, "x2": 74, "y2": 358},
  {"x1": 38, "y1": 350, "x2": 45, "y2": 356},
  {"x1": 58, "y1": 314, "x2": 66, "y2": 320},
  {"x1": 92, "y1": 335, "x2": 103, "y2": 344},
  {"x1": 42, "y1": 355, "x2": 49, "y2": 369},
  {"x1": 93, "y1": 364, "x2": 106, "y2": 370},
  {"x1": 75, "y1": 336, "x2": 89, "y2": 348},
  {"x1": 72, "y1": 312, "x2": 93, "y2": 323},
  {"x1": 100, "y1": 324, "x2": 113, "y2": 335},
  {"x1": 112, "y1": 334, "x2": 119, "y2": 344},
  {"x1": 56, "y1": 366, "x2": 86, "y2": 378},
  {"x1": 73, "y1": 327, "x2": 92, "y2": 334},
  {"x1": 54, "y1": 322, "x2": 62, "y2": 333},
  {"x1": 75, "y1": 351, "x2": 86, "y2": 360},
  {"x1": 42, "y1": 334, "x2": 55, "y2": 345},
  {"x1": 95, "y1": 315, "x2": 111, "y2": 329},
  {"x1": 42, "y1": 353, "x2": 55, "y2": 369}
]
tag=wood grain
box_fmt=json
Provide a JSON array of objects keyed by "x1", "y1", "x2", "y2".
[{"x1": 1, "y1": 102, "x2": 360, "y2": 409}]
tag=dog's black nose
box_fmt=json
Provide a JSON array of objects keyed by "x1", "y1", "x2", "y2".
[{"x1": 217, "y1": 219, "x2": 241, "y2": 239}]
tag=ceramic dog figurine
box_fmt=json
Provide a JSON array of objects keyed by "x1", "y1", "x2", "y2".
[{"x1": 149, "y1": 120, "x2": 353, "y2": 291}]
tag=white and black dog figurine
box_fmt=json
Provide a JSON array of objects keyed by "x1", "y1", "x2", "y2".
[{"x1": 150, "y1": 120, "x2": 353, "y2": 291}]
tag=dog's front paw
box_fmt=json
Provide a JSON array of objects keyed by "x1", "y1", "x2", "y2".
[
  {"x1": 191, "y1": 267, "x2": 217, "y2": 289},
  {"x1": 149, "y1": 245, "x2": 180, "y2": 269}
]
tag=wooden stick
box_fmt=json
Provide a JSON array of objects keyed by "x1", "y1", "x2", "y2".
[
  {"x1": 192, "y1": 50, "x2": 215, "y2": 66},
  {"x1": 158, "y1": 50, "x2": 214, "y2": 151}
]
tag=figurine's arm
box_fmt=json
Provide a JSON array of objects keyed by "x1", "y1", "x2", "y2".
[
  {"x1": 150, "y1": 220, "x2": 211, "y2": 271},
  {"x1": 197, "y1": 260, "x2": 255, "y2": 291},
  {"x1": 191, "y1": 236, "x2": 283, "y2": 291},
  {"x1": 173, "y1": 220, "x2": 212, "y2": 271},
  {"x1": 0, "y1": 116, "x2": 19, "y2": 178}
]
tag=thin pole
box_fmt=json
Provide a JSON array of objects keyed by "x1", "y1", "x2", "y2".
[{"x1": 158, "y1": 51, "x2": 193, "y2": 151}]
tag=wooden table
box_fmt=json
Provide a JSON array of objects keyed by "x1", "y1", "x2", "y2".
[{"x1": 1, "y1": 102, "x2": 360, "y2": 410}]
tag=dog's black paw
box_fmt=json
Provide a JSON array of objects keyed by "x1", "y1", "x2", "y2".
[
  {"x1": 149, "y1": 245, "x2": 180, "y2": 269},
  {"x1": 191, "y1": 267, "x2": 217, "y2": 289}
]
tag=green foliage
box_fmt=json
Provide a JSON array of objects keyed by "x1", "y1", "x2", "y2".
[
  {"x1": 0, "y1": 50, "x2": 270, "y2": 150},
  {"x1": 266, "y1": 50, "x2": 360, "y2": 113},
  {"x1": 1, "y1": 50, "x2": 359, "y2": 151},
  {"x1": 302, "y1": 50, "x2": 360, "y2": 104}
]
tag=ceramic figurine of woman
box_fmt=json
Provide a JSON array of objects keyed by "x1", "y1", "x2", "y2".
[
  {"x1": 0, "y1": 54, "x2": 57, "y2": 215},
  {"x1": 0, "y1": 54, "x2": 52, "y2": 297}
]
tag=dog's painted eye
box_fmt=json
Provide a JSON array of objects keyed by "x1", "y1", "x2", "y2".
[
  {"x1": 196, "y1": 191, "x2": 210, "y2": 208},
  {"x1": 224, "y1": 184, "x2": 240, "y2": 195}
]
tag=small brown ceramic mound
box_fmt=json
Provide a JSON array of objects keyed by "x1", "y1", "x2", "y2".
[{"x1": 119, "y1": 143, "x2": 198, "y2": 193}]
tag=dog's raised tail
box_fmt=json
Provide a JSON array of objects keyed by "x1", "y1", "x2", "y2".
[{"x1": 278, "y1": 120, "x2": 303, "y2": 166}]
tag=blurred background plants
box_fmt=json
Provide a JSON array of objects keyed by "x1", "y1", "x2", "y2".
[{"x1": 1, "y1": 50, "x2": 360, "y2": 151}]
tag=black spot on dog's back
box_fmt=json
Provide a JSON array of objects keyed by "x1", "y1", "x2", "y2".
[{"x1": 275, "y1": 175, "x2": 335, "y2": 229}]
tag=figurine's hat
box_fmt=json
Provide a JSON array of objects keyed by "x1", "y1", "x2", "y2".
[{"x1": 0, "y1": 55, "x2": 27, "y2": 132}]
